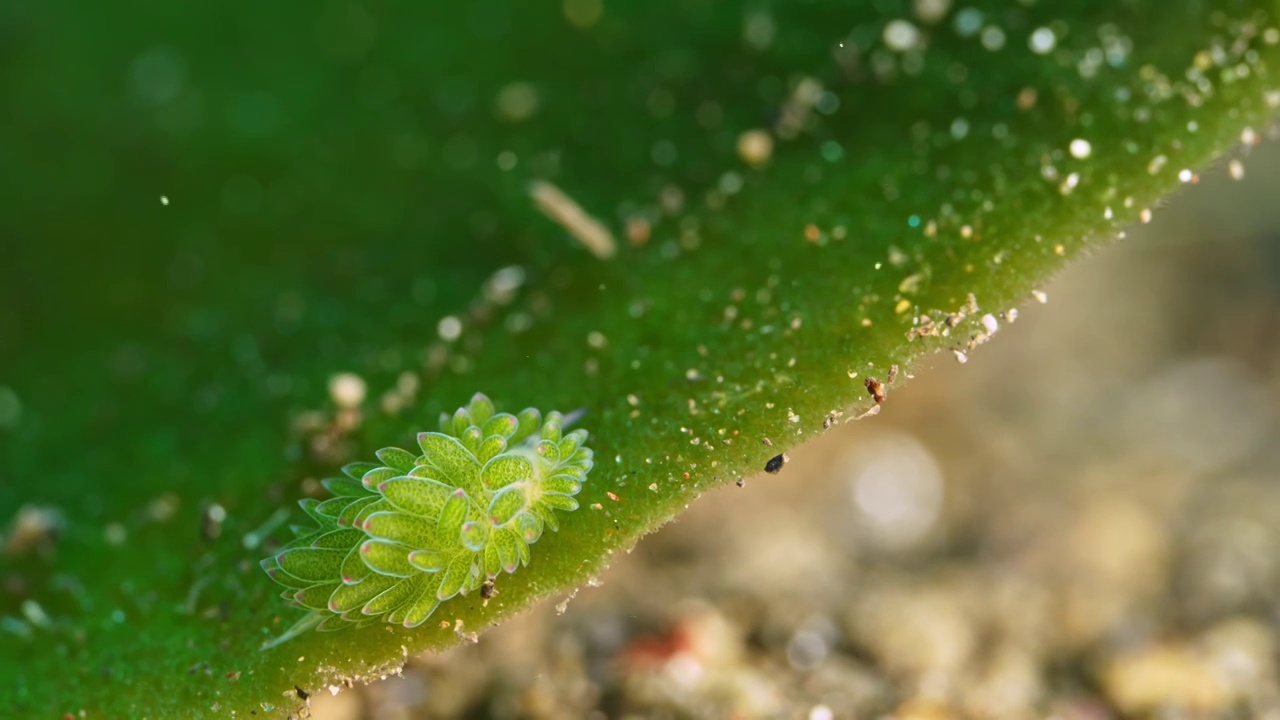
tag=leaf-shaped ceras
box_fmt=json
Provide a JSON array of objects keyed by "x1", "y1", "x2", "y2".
[{"x1": 260, "y1": 393, "x2": 594, "y2": 646}]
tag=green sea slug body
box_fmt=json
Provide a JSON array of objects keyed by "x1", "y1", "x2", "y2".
[{"x1": 261, "y1": 393, "x2": 593, "y2": 647}]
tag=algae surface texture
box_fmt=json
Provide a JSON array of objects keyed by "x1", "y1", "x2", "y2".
[{"x1": 2, "y1": 1, "x2": 1279, "y2": 716}]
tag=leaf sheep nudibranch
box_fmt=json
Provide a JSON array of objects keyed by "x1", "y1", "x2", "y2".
[{"x1": 260, "y1": 393, "x2": 593, "y2": 647}]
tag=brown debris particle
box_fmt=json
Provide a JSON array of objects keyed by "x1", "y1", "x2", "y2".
[
  {"x1": 3, "y1": 505, "x2": 63, "y2": 558},
  {"x1": 906, "y1": 314, "x2": 940, "y2": 341},
  {"x1": 626, "y1": 216, "x2": 651, "y2": 245},
  {"x1": 865, "y1": 377, "x2": 886, "y2": 404},
  {"x1": 1016, "y1": 87, "x2": 1038, "y2": 110}
]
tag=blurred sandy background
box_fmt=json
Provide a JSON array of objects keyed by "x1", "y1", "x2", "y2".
[{"x1": 311, "y1": 140, "x2": 1280, "y2": 720}]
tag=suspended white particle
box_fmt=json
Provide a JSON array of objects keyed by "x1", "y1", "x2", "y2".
[
  {"x1": 980, "y1": 25, "x2": 1006, "y2": 51},
  {"x1": 328, "y1": 372, "x2": 367, "y2": 409},
  {"x1": 953, "y1": 8, "x2": 983, "y2": 37},
  {"x1": 737, "y1": 129, "x2": 774, "y2": 166},
  {"x1": 883, "y1": 19, "x2": 922, "y2": 52},
  {"x1": 437, "y1": 315, "x2": 463, "y2": 342},
  {"x1": 1028, "y1": 27, "x2": 1057, "y2": 54},
  {"x1": 913, "y1": 0, "x2": 951, "y2": 25}
]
